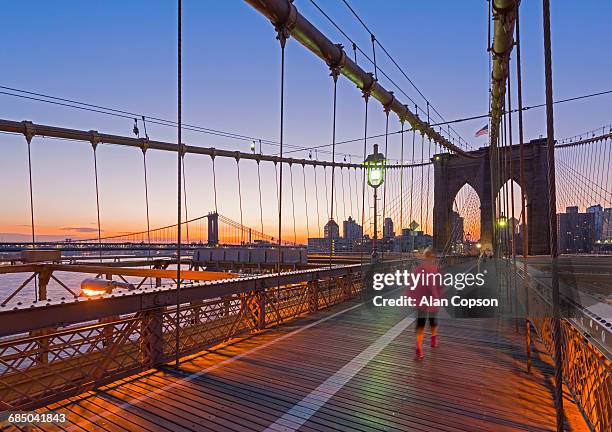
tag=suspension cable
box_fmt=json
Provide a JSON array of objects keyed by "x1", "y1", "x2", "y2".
[
  {"x1": 92, "y1": 143, "x2": 103, "y2": 261},
  {"x1": 289, "y1": 163, "x2": 297, "y2": 244},
  {"x1": 340, "y1": 166, "x2": 347, "y2": 222},
  {"x1": 409, "y1": 128, "x2": 416, "y2": 229},
  {"x1": 313, "y1": 165, "x2": 322, "y2": 237},
  {"x1": 419, "y1": 132, "x2": 425, "y2": 230},
  {"x1": 175, "y1": 0, "x2": 183, "y2": 367},
  {"x1": 276, "y1": 22, "x2": 289, "y2": 278},
  {"x1": 329, "y1": 67, "x2": 339, "y2": 266},
  {"x1": 182, "y1": 155, "x2": 189, "y2": 244},
  {"x1": 211, "y1": 156, "x2": 218, "y2": 213},
  {"x1": 515, "y1": 1, "x2": 531, "y2": 371},
  {"x1": 236, "y1": 158, "x2": 244, "y2": 244},
  {"x1": 257, "y1": 161, "x2": 265, "y2": 237},
  {"x1": 360, "y1": 91, "x2": 370, "y2": 265},
  {"x1": 142, "y1": 148, "x2": 152, "y2": 270},
  {"x1": 302, "y1": 164, "x2": 310, "y2": 240},
  {"x1": 381, "y1": 108, "x2": 390, "y2": 262},
  {"x1": 399, "y1": 120, "x2": 405, "y2": 255}
]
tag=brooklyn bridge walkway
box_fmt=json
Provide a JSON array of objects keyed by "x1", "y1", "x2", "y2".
[{"x1": 8, "y1": 284, "x2": 588, "y2": 431}]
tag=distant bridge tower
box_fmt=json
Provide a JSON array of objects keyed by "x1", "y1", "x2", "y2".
[
  {"x1": 207, "y1": 212, "x2": 219, "y2": 246},
  {"x1": 433, "y1": 138, "x2": 551, "y2": 255}
]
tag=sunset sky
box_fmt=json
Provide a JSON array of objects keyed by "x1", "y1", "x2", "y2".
[{"x1": 1, "y1": 1, "x2": 610, "y2": 243}]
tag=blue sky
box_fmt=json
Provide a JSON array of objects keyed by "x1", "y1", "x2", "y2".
[{"x1": 0, "y1": 1, "x2": 610, "y2": 240}]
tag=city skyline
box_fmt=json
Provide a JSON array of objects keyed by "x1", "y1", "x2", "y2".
[{"x1": 1, "y1": 1, "x2": 611, "y2": 242}]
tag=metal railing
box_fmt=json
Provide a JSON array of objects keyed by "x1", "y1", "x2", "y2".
[
  {"x1": 0, "y1": 263, "x2": 375, "y2": 410},
  {"x1": 515, "y1": 265, "x2": 611, "y2": 432}
]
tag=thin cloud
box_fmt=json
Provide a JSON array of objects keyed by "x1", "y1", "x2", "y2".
[{"x1": 60, "y1": 227, "x2": 102, "y2": 233}]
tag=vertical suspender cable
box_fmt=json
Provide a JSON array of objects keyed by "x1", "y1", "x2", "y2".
[
  {"x1": 25, "y1": 138, "x2": 36, "y2": 249},
  {"x1": 24, "y1": 135, "x2": 38, "y2": 301},
  {"x1": 340, "y1": 167, "x2": 347, "y2": 222},
  {"x1": 323, "y1": 166, "x2": 329, "y2": 220},
  {"x1": 381, "y1": 109, "x2": 390, "y2": 262},
  {"x1": 542, "y1": 1, "x2": 564, "y2": 429},
  {"x1": 410, "y1": 129, "x2": 416, "y2": 234},
  {"x1": 175, "y1": 0, "x2": 182, "y2": 367},
  {"x1": 425, "y1": 103, "x2": 432, "y2": 235},
  {"x1": 143, "y1": 150, "x2": 151, "y2": 253},
  {"x1": 329, "y1": 70, "x2": 339, "y2": 267},
  {"x1": 302, "y1": 164, "x2": 310, "y2": 240},
  {"x1": 507, "y1": 65, "x2": 518, "y2": 331},
  {"x1": 350, "y1": 157, "x2": 359, "y2": 222},
  {"x1": 314, "y1": 165, "x2": 321, "y2": 237},
  {"x1": 347, "y1": 157, "x2": 354, "y2": 219},
  {"x1": 419, "y1": 132, "x2": 425, "y2": 231},
  {"x1": 237, "y1": 158, "x2": 244, "y2": 243},
  {"x1": 142, "y1": 148, "x2": 153, "y2": 288},
  {"x1": 276, "y1": 26, "x2": 288, "y2": 279},
  {"x1": 257, "y1": 161, "x2": 265, "y2": 237},
  {"x1": 212, "y1": 157, "x2": 218, "y2": 213},
  {"x1": 360, "y1": 93, "x2": 370, "y2": 266},
  {"x1": 370, "y1": 34, "x2": 378, "y2": 80},
  {"x1": 182, "y1": 155, "x2": 189, "y2": 244},
  {"x1": 290, "y1": 164, "x2": 297, "y2": 244},
  {"x1": 399, "y1": 121, "x2": 405, "y2": 256},
  {"x1": 92, "y1": 144, "x2": 103, "y2": 261}
]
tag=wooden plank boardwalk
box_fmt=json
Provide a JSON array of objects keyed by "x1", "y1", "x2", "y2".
[{"x1": 4, "y1": 294, "x2": 588, "y2": 431}]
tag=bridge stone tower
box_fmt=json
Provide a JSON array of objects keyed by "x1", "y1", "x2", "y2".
[
  {"x1": 433, "y1": 138, "x2": 550, "y2": 255},
  {"x1": 207, "y1": 212, "x2": 219, "y2": 246}
]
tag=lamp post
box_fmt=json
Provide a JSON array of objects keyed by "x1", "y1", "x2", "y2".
[
  {"x1": 364, "y1": 144, "x2": 386, "y2": 259},
  {"x1": 79, "y1": 278, "x2": 135, "y2": 297}
]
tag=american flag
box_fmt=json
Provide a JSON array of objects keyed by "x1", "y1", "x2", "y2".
[{"x1": 474, "y1": 124, "x2": 488, "y2": 137}]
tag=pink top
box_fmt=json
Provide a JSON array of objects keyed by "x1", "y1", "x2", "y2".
[{"x1": 408, "y1": 262, "x2": 442, "y2": 312}]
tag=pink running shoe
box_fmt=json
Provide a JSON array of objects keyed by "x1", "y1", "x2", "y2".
[
  {"x1": 431, "y1": 335, "x2": 439, "y2": 348},
  {"x1": 415, "y1": 346, "x2": 424, "y2": 360}
]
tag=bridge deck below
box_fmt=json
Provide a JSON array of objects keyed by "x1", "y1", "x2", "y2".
[{"x1": 8, "y1": 297, "x2": 588, "y2": 432}]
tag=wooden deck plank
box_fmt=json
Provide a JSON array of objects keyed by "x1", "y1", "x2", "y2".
[{"x1": 6, "y1": 284, "x2": 590, "y2": 432}]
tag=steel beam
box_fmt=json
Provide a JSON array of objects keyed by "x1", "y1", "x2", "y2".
[
  {"x1": 0, "y1": 118, "x2": 428, "y2": 169},
  {"x1": 243, "y1": 0, "x2": 475, "y2": 158},
  {"x1": 489, "y1": 0, "x2": 519, "y2": 147},
  {"x1": 555, "y1": 132, "x2": 612, "y2": 148},
  {"x1": 0, "y1": 264, "x2": 363, "y2": 336}
]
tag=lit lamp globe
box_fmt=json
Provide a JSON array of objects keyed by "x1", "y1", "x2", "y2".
[
  {"x1": 497, "y1": 215, "x2": 508, "y2": 228},
  {"x1": 476, "y1": 242, "x2": 482, "y2": 249},
  {"x1": 364, "y1": 144, "x2": 386, "y2": 189}
]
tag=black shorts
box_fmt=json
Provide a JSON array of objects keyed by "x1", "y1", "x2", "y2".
[{"x1": 416, "y1": 310, "x2": 437, "y2": 329}]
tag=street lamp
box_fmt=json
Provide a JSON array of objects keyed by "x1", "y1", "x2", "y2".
[
  {"x1": 364, "y1": 144, "x2": 386, "y2": 258},
  {"x1": 80, "y1": 278, "x2": 135, "y2": 297}
]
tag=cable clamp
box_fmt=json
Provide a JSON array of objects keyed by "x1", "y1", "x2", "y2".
[
  {"x1": 275, "y1": 1, "x2": 297, "y2": 48},
  {"x1": 141, "y1": 137, "x2": 150, "y2": 154},
  {"x1": 361, "y1": 72, "x2": 376, "y2": 101},
  {"x1": 328, "y1": 44, "x2": 347, "y2": 81},
  {"x1": 89, "y1": 130, "x2": 101, "y2": 150},
  {"x1": 383, "y1": 91, "x2": 395, "y2": 114},
  {"x1": 22, "y1": 121, "x2": 36, "y2": 144}
]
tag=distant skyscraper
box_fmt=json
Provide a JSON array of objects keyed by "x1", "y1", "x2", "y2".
[
  {"x1": 383, "y1": 217, "x2": 394, "y2": 239},
  {"x1": 587, "y1": 204, "x2": 604, "y2": 240},
  {"x1": 558, "y1": 207, "x2": 595, "y2": 253},
  {"x1": 324, "y1": 219, "x2": 340, "y2": 239},
  {"x1": 343, "y1": 216, "x2": 362, "y2": 241},
  {"x1": 603, "y1": 208, "x2": 612, "y2": 240}
]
